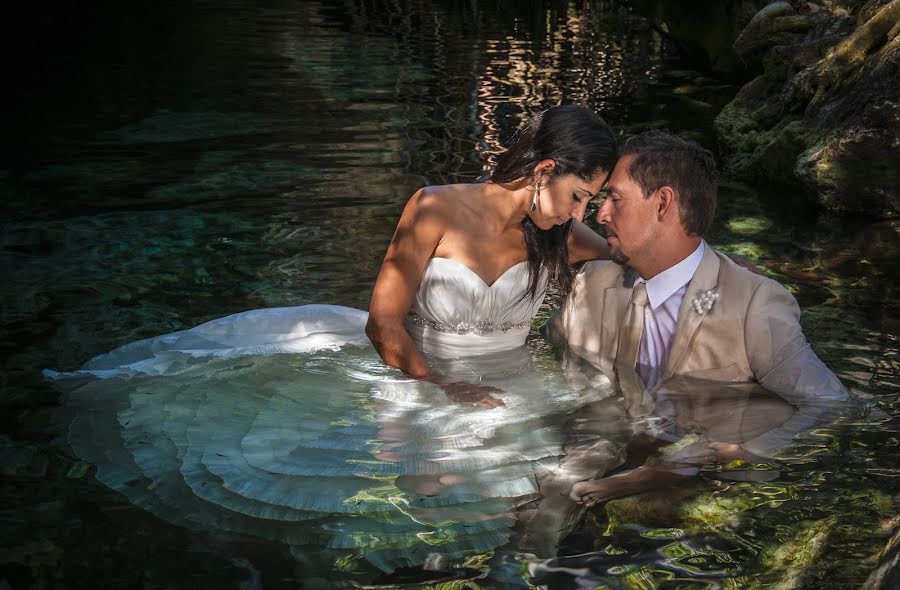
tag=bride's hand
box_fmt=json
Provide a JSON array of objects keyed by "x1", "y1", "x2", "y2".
[
  {"x1": 707, "y1": 441, "x2": 766, "y2": 464},
  {"x1": 440, "y1": 382, "x2": 506, "y2": 409}
]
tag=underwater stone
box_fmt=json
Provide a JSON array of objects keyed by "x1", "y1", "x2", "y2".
[
  {"x1": 760, "y1": 517, "x2": 834, "y2": 589},
  {"x1": 0, "y1": 436, "x2": 49, "y2": 478},
  {"x1": 600, "y1": 484, "x2": 704, "y2": 536},
  {"x1": 423, "y1": 552, "x2": 449, "y2": 571},
  {"x1": 65, "y1": 461, "x2": 92, "y2": 479},
  {"x1": 300, "y1": 577, "x2": 331, "y2": 590},
  {"x1": 863, "y1": 504, "x2": 900, "y2": 590}
]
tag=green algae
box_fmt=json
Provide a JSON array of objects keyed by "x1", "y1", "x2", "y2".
[
  {"x1": 761, "y1": 517, "x2": 835, "y2": 590},
  {"x1": 423, "y1": 578, "x2": 484, "y2": 590},
  {"x1": 726, "y1": 216, "x2": 775, "y2": 235},
  {"x1": 715, "y1": 241, "x2": 772, "y2": 261},
  {"x1": 340, "y1": 483, "x2": 407, "y2": 510},
  {"x1": 576, "y1": 466, "x2": 896, "y2": 588}
]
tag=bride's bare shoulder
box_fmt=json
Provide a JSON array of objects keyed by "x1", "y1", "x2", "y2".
[{"x1": 406, "y1": 183, "x2": 484, "y2": 217}]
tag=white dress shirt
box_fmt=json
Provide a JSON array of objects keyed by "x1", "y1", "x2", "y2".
[{"x1": 635, "y1": 241, "x2": 705, "y2": 387}]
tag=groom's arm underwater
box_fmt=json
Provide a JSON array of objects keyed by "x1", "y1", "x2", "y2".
[{"x1": 739, "y1": 278, "x2": 852, "y2": 457}]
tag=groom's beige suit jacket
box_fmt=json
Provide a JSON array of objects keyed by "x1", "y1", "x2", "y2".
[{"x1": 545, "y1": 244, "x2": 850, "y2": 456}]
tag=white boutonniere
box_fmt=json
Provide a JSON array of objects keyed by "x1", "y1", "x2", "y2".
[{"x1": 691, "y1": 290, "x2": 719, "y2": 314}]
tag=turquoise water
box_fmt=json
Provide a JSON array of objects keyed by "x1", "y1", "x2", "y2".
[{"x1": 2, "y1": 1, "x2": 897, "y2": 588}]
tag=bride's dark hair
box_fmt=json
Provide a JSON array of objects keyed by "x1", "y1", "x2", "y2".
[{"x1": 491, "y1": 105, "x2": 617, "y2": 298}]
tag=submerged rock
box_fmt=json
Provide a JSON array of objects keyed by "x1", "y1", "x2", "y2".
[
  {"x1": 864, "y1": 493, "x2": 900, "y2": 589},
  {"x1": 714, "y1": 0, "x2": 900, "y2": 216},
  {"x1": 865, "y1": 521, "x2": 900, "y2": 589},
  {"x1": 570, "y1": 476, "x2": 896, "y2": 588},
  {"x1": 0, "y1": 435, "x2": 49, "y2": 478},
  {"x1": 760, "y1": 516, "x2": 835, "y2": 589}
]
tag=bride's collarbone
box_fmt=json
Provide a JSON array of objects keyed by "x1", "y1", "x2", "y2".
[{"x1": 432, "y1": 211, "x2": 528, "y2": 283}]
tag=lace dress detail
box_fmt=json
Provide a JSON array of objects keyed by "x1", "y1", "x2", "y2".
[{"x1": 407, "y1": 311, "x2": 530, "y2": 335}]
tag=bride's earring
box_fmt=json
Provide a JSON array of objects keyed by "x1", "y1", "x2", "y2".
[{"x1": 531, "y1": 181, "x2": 540, "y2": 212}]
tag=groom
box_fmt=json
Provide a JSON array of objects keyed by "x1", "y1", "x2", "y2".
[{"x1": 544, "y1": 131, "x2": 850, "y2": 500}]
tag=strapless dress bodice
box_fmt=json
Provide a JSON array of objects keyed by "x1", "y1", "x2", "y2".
[{"x1": 405, "y1": 258, "x2": 546, "y2": 358}]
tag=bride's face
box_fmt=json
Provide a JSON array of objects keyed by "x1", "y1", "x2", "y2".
[{"x1": 529, "y1": 172, "x2": 608, "y2": 230}]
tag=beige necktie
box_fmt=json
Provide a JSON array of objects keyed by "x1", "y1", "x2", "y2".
[{"x1": 616, "y1": 282, "x2": 650, "y2": 414}]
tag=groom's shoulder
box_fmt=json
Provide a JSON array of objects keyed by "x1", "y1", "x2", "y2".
[
  {"x1": 575, "y1": 260, "x2": 625, "y2": 286},
  {"x1": 711, "y1": 249, "x2": 766, "y2": 285},
  {"x1": 709, "y1": 248, "x2": 796, "y2": 307}
]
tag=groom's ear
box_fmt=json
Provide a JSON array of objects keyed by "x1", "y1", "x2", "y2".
[{"x1": 655, "y1": 186, "x2": 677, "y2": 221}]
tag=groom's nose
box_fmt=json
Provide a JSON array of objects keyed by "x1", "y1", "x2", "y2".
[{"x1": 597, "y1": 198, "x2": 611, "y2": 224}]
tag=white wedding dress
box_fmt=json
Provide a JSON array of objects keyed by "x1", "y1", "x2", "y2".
[{"x1": 46, "y1": 257, "x2": 613, "y2": 573}]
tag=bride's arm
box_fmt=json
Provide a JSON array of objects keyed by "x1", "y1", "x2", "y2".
[
  {"x1": 367, "y1": 188, "x2": 444, "y2": 378},
  {"x1": 567, "y1": 220, "x2": 610, "y2": 264}
]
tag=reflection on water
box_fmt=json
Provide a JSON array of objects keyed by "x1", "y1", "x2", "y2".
[
  {"x1": 47, "y1": 336, "x2": 627, "y2": 578},
  {"x1": 2, "y1": 0, "x2": 898, "y2": 588}
]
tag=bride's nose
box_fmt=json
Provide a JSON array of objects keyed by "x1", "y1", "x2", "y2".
[{"x1": 571, "y1": 201, "x2": 588, "y2": 222}]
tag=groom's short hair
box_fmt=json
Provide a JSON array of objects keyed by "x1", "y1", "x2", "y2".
[{"x1": 619, "y1": 131, "x2": 718, "y2": 236}]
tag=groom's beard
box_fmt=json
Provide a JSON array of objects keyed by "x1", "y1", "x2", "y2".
[
  {"x1": 610, "y1": 249, "x2": 629, "y2": 265},
  {"x1": 608, "y1": 240, "x2": 630, "y2": 265},
  {"x1": 606, "y1": 230, "x2": 629, "y2": 265}
]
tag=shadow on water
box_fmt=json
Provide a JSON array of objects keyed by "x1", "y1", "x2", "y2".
[{"x1": 1, "y1": 1, "x2": 897, "y2": 588}]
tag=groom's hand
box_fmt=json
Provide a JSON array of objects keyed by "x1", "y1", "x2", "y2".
[{"x1": 441, "y1": 382, "x2": 506, "y2": 409}]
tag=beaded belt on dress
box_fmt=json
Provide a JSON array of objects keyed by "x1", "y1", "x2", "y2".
[{"x1": 407, "y1": 312, "x2": 530, "y2": 335}]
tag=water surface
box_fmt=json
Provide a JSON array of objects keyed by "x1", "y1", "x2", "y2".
[{"x1": 2, "y1": 1, "x2": 897, "y2": 588}]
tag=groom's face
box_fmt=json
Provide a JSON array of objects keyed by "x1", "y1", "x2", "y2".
[{"x1": 597, "y1": 155, "x2": 659, "y2": 266}]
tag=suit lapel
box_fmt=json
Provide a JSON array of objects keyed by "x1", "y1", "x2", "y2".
[
  {"x1": 603, "y1": 268, "x2": 636, "y2": 364},
  {"x1": 664, "y1": 245, "x2": 721, "y2": 377}
]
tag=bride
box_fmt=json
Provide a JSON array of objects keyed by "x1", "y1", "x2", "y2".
[
  {"x1": 367, "y1": 104, "x2": 614, "y2": 400},
  {"x1": 47, "y1": 105, "x2": 620, "y2": 576}
]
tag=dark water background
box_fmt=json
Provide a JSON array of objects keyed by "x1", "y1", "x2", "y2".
[{"x1": 1, "y1": 1, "x2": 897, "y2": 588}]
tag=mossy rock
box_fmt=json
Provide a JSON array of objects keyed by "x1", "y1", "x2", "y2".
[
  {"x1": 602, "y1": 487, "x2": 695, "y2": 534},
  {"x1": 714, "y1": 0, "x2": 899, "y2": 217},
  {"x1": 796, "y1": 127, "x2": 900, "y2": 216},
  {"x1": 760, "y1": 516, "x2": 836, "y2": 589},
  {"x1": 715, "y1": 99, "x2": 815, "y2": 184}
]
